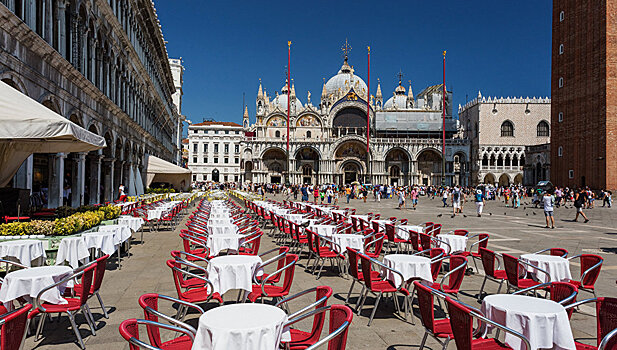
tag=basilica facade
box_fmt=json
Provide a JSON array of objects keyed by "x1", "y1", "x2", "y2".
[{"x1": 240, "y1": 55, "x2": 470, "y2": 187}]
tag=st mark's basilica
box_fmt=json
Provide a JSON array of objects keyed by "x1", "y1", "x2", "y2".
[{"x1": 240, "y1": 46, "x2": 470, "y2": 187}]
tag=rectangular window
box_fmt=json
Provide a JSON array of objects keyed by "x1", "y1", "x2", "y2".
[
  {"x1": 235, "y1": 145, "x2": 240, "y2": 153},
  {"x1": 193, "y1": 143, "x2": 197, "y2": 152},
  {"x1": 559, "y1": 77, "x2": 564, "y2": 88},
  {"x1": 234, "y1": 175, "x2": 238, "y2": 181},
  {"x1": 235, "y1": 158, "x2": 239, "y2": 164},
  {"x1": 559, "y1": 44, "x2": 564, "y2": 55},
  {"x1": 214, "y1": 144, "x2": 219, "y2": 153},
  {"x1": 558, "y1": 112, "x2": 563, "y2": 122},
  {"x1": 236, "y1": 131, "x2": 240, "y2": 134},
  {"x1": 203, "y1": 144, "x2": 208, "y2": 152},
  {"x1": 225, "y1": 130, "x2": 229, "y2": 134},
  {"x1": 193, "y1": 174, "x2": 197, "y2": 181},
  {"x1": 192, "y1": 157, "x2": 197, "y2": 164},
  {"x1": 224, "y1": 175, "x2": 229, "y2": 182},
  {"x1": 224, "y1": 144, "x2": 229, "y2": 153},
  {"x1": 559, "y1": 11, "x2": 564, "y2": 22},
  {"x1": 568, "y1": 169, "x2": 574, "y2": 179},
  {"x1": 214, "y1": 158, "x2": 218, "y2": 163},
  {"x1": 558, "y1": 147, "x2": 563, "y2": 157},
  {"x1": 224, "y1": 158, "x2": 229, "y2": 164},
  {"x1": 203, "y1": 157, "x2": 207, "y2": 163},
  {"x1": 215, "y1": 130, "x2": 219, "y2": 134},
  {"x1": 193, "y1": 130, "x2": 197, "y2": 133}
]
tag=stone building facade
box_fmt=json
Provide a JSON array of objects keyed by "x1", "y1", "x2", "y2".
[
  {"x1": 240, "y1": 53, "x2": 470, "y2": 186},
  {"x1": 524, "y1": 143, "x2": 550, "y2": 186},
  {"x1": 458, "y1": 93, "x2": 551, "y2": 186},
  {"x1": 169, "y1": 58, "x2": 184, "y2": 165},
  {"x1": 187, "y1": 121, "x2": 243, "y2": 184},
  {"x1": 551, "y1": 1, "x2": 617, "y2": 190},
  {"x1": 0, "y1": 0, "x2": 179, "y2": 207}
]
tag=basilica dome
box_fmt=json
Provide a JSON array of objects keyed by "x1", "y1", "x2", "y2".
[
  {"x1": 271, "y1": 93, "x2": 303, "y2": 111},
  {"x1": 384, "y1": 95, "x2": 409, "y2": 109},
  {"x1": 324, "y1": 60, "x2": 368, "y2": 98}
]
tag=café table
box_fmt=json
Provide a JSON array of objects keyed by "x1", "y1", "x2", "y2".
[
  {"x1": 192, "y1": 303, "x2": 289, "y2": 350},
  {"x1": 308, "y1": 224, "x2": 337, "y2": 238},
  {"x1": 206, "y1": 255, "x2": 262, "y2": 295},
  {"x1": 382, "y1": 254, "x2": 433, "y2": 287},
  {"x1": 208, "y1": 224, "x2": 238, "y2": 236},
  {"x1": 55, "y1": 237, "x2": 90, "y2": 269},
  {"x1": 330, "y1": 234, "x2": 364, "y2": 254},
  {"x1": 0, "y1": 265, "x2": 73, "y2": 310},
  {"x1": 436, "y1": 234, "x2": 468, "y2": 254},
  {"x1": 396, "y1": 225, "x2": 425, "y2": 240},
  {"x1": 481, "y1": 294, "x2": 576, "y2": 350},
  {"x1": 520, "y1": 253, "x2": 573, "y2": 283},
  {"x1": 0, "y1": 239, "x2": 46, "y2": 267},
  {"x1": 207, "y1": 234, "x2": 244, "y2": 256}
]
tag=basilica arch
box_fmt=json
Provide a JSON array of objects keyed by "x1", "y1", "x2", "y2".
[
  {"x1": 416, "y1": 149, "x2": 442, "y2": 186},
  {"x1": 295, "y1": 147, "x2": 320, "y2": 184},
  {"x1": 262, "y1": 147, "x2": 287, "y2": 184},
  {"x1": 334, "y1": 140, "x2": 368, "y2": 185},
  {"x1": 385, "y1": 148, "x2": 410, "y2": 186}
]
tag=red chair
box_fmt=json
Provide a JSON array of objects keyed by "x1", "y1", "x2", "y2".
[
  {"x1": 119, "y1": 318, "x2": 195, "y2": 350},
  {"x1": 415, "y1": 282, "x2": 453, "y2": 350},
  {"x1": 166, "y1": 259, "x2": 223, "y2": 306},
  {"x1": 384, "y1": 223, "x2": 407, "y2": 253},
  {"x1": 564, "y1": 297, "x2": 617, "y2": 349},
  {"x1": 452, "y1": 229, "x2": 469, "y2": 236},
  {"x1": 345, "y1": 248, "x2": 381, "y2": 308},
  {"x1": 566, "y1": 254, "x2": 603, "y2": 297},
  {"x1": 512, "y1": 281, "x2": 578, "y2": 318},
  {"x1": 419, "y1": 232, "x2": 432, "y2": 251},
  {"x1": 29, "y1": 264, "x2": 97, "y2": 349},
  {"x1": 363, "y1": 231, "x2": 385, "y2": 259},
  {"x1": 534, "y1": 247, "x2": 568, "y2": 258},
  {"x1": 138, "y1": 293, "x2": 203, "y2": 347},
  {"x1": 446, "y1": 297, "x2": 531, "y2": 350},
  {"x1": 458, "y1": 233, "x2": 489, "y2": 272},
  {"x1": 357, "y1": 253, "x2": 409, "y2": 326},
  {"x1": 276, "y1": 286, "x2": 333, "y2": 350},
  {"x1": 70, "y1": 254, "x2": 110, "y2": 319},
  {"x1": 239, "y1": 231, "x2": 263, "y2": 255},
  {"x1": 478, "y1": 247, "x2": 507, "y2": 301},
  {"x1": 427, "y1": 223, "x2": 442, "y2": 236},
  {"x1": 255, "y1": 247, "x2": 290, "y2": 285},
  {"x1": 286, "y1": 305, "x2": 353, "y2": 350},
  {"x1": 429, "y1": 255, "x2": 467, "y2": 296},
  {"x1": 407, "y1": 229, "x2": 421, "y2": 253},
  {"x1": 247, "y1": 254, "x2": 299, "y2": 305},
  {"x1": 502, "y1": 253, "x2": 545, "y2": 293},
  {"x1": 310, "y1": 232, "x2": 345, "y2": 279},
  {"x1": 0, "y1": 304, "x2": 31, "y2": 350}
]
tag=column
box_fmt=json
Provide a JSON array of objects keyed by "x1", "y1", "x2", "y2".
[
  {"x1": 57, "y1": 1, "x2": 66, "y2": 58},
  {"x1": 89, "y1": 154, "x2": 101, "y2": 204},
  {"x1": 48, "y1": 153, "x2": 66, "y2": 208},
  {"x1": 103, "y1": 158, "x2": 114, "y2": 203},
  {"x1": 71, "y1": 152, "x2": 86, "y2": 207}
]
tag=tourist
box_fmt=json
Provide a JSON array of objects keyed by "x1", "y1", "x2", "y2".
[
  {"x1": 475, "y1": 189, "x2": 485, "y2": 217},
  {"x1": 603, "y1": 190, "x2": 612, "y2": 208},
  {"x1": 300, "y1": 184, "x2": 308, "y2": 202},
  {"x1": 451, "y1": 185, "x2": 461, "y2": 217},
  {"x1": 543, "y1": 189, "x2": 556, "y2": 229},
  {"x1": 573, "y1": 188, "x2": 590, "y2": 223},
  {"x1": 345, "y1": 186, "x2": 352, "y2": 203},
  {"x1": 313, "y1": 185, "x2": 319, "y2": 204},
  {"x1": 118, "y1": 183, "x2": 127, "y2": 202},
  {"x1": 398, "y1": 187, "x2": 406, "y2": 209},
  {"x1": 442, "y1": 189, "x2": 449, "y2": 207},
  {"x1": 410, "y1": 186, "x2": 419, "y2": 209},
  {"x1": 326, "y1": 186, "x2": 333, "y2": 204}
]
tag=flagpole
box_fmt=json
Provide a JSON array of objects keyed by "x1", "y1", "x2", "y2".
[
  {"x1": 286, "y1": 41, "x2": 291, "y2": 185},
  {"x1": 442, "y1": 50, "x2": 446, "y2": 186},
  {"x1": 366, "y1": 46, "x2": 371, "y2": 184}
]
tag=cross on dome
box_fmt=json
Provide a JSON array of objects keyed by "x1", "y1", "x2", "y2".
[{"x1": 341, "y1": 38, "x2": 352, "y2": 62}]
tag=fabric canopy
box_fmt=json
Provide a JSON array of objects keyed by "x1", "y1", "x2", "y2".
[
  {"x1": 0, "y1": 80, "x2": 106, "y2": 187},
  {"x1": 145, "y1": 154, "x2": 191, "y2": 191}
]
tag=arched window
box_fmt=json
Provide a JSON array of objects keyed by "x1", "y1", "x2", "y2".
[
  {"x1": 275, "y1": 130, "x2": 281, "y2": 138},
  {"x1": 537, "y1": 121, "x2": 550, "y2": 137},
  {"x1": 306, "y1": 131, "x2": 311, "y2": 138},
  {"x1": 501, "y1": 121, "x2": 514, "y2": 137}
]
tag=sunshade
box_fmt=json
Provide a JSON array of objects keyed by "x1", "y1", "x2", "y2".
[
  {"x1": 0, "y1": 80, "x2": 106, "y2": 187},
  {"x1": 145, "y1": 154, "x2": 191, "y2": 191}
]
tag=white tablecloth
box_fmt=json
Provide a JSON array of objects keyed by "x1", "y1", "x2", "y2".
[
  {"x1": 55, "y1": 237, "x2": 90, "y2": 269},
  {"x1": 0, "y1": 240, "x2": 46, "y2": 267},
  {"x1": 309, "y1": 224, "x2": 336, "y2": 238},
  {"x1": 209, "y1": 224, "x2": 238, "y2": 236},
  {"x1": 482, "y1": 294, "x2": 576, "y2": 350},
  {"x1": 207, "y1": 234, "x2": 243, "y2": 256},
  {"x1": 396, "y1": 225, "x2": 424, "y2": 240},
  {"x1": 436, "y1": 234, "x2": 467, "y2": 254},
  {"x1": 0, "y1": 266, "x2": 73, "y2": 309},
  {"x1": 209, "y1": 212, "x2": 230, "y2": 219},
  {"x1": 330, "y1": 234, "x2": 364, "y2": 254},
  {"x1": 82, "y1": 231, "x2": 120, "y2": 256},
  {"x1": 350, "y1": 215, "x2": 369, "y2": 222},
  {"x1": 383, "y1": 254, "x2": 433, "y2": 287},
  {"x1": 207, "y1": 255, "x2": 262, "y2": 294},
  {"x1": 193, "y1": 303, "x2": 289, "y2": 350},
  {"x1": 118, "y1": 216, "x2": 144, "y2": 232},
  {"x1": 208, "y1": 218, "x2": 234, "y2": 226},
  {"x1": 520, "y1": 254, "x2": 573, "y2": 283},
  {"x1": 283, "y1": 213, "x2": 308, "y2": 224},
  {"x1": 147, "y1": 208, "x2": 165, "y2": 220}
]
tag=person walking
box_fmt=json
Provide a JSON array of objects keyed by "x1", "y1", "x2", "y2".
[
  {"x1": 442, "y1": 189, "x2": 448, "y2": 207},
  {"x1": 398, "y1": 187, "x2": 406, "y2": 209},
  {"x1": 475, "y1": 189, "x2": 485, "y2": 217},
  {"x1": 313, "y1": 185, "x2": 319, "y2": 204},
  {"x1": 451, "y1": 185, "x2": 461, "y2": 217},
  {"x1": 543, "y1": 190, "x2": 556, "y2": 229},
  {"x1": 573, "y1": 188, "x2": 590, "y2": 223},
  {"x1": 410, "y1": 187, "x2": 419, "y2": 209},
  {"x1": 300, "y1": 184, "x2": 308, "y2": 202},
  {"x1": 345, "y1": 186, "x2": 352, "y2": 204}
]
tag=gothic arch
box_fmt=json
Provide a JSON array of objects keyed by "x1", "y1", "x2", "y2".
[
  {"x1": 40, "y1": 94, "x2": 62, "y2": 114},
  {"x1": 0, "y1": 73, "x2": 28, "y2": 95},
  {"x1": 384, "y1": 147, "x2": 412, "y2": 161}
]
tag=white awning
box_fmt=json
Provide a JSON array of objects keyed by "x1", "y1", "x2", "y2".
[
  {"x1": 145, "y1": 154, "x2": 191, "y2": 191},
  {"x1": 0, "y1": 80, "x2": 106, "y2": 187}
]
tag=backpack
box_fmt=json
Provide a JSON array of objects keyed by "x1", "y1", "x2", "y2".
[
  {"x1": 475, "y1": 193, "x2": 483, "y2": 202},
  {"x1": 453, "y1": 190, "x2": 460, "y2": 201}
]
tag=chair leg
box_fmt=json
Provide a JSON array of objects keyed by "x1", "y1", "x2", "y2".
[
  {"x1": 35, "y1": 313, "x2": 47, "y2": 340},
  {"x1": 478, "y1": 276, "x2": 488, "y2": 301},
  {"x1": 82, "y1": 304, "x2": 97, "y2": 336},
  {"x1": 368, "y1": 292, "x2": 383, "y2": 326},
  {"x1": 357, "y1": 289, "x2": 368, "y2": 315},
  {"x1": 67, "y1": 311, "x2": 86, "y2": 350},
  {"x1": 496, "y1": 280, "x2": 504, "y2": 294},
  {"x1": 345, "y1": 280, "x2": 356, "y2": 303},
  {"x1": 442, "y1": 337, "x2": 451, "y2": 350},
  {"x1": 419, "y1": 332, "x2": 429, "y2": 350},
  {"x1": 95, "y1": 291, "x2": 109, "y2": 319}
]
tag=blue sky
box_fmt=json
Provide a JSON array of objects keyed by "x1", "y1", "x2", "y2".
[{"x1": 156, "y1": 0, "x2": 552, "y2": 127}]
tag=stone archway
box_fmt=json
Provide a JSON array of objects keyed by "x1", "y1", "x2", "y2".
[
  {"x1": 334, "y1": 140, "x2": 368, "y2": 185},
  {"x1": 340, "y1": 160, "x2": 363, "y2": 185},
  {"x1": 498, "y1": 173, "x2": 511, "y2": 187},
  {"x1": 385, "y1": 148, "x2": 410, "y2": 186},
  {"x1": 262, "y1": 148, "x2": 287, "y2": 184},
  {"x1": 416, "y1": 149, "x2": 442, "y2": 186},
  {"x1": 484, "y1": 173, "x2": 496, "y2": 185},
  {"x1": 513, "y1": 174, "x2": 523, "y2": 185},
  {"x1": 295, "y1": 147, "x2": 320, "y2": 184}
]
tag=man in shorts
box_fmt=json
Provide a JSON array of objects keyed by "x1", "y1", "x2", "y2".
[
  {"x1": 543, "y1": 190, "x2": 556, "y2": 229},
  {"x1": 475, "y1": 189, "x2": 485, "y2": 217},
  {"x1": 451, "y1": 185, "x2": 461, "y2": 218}
]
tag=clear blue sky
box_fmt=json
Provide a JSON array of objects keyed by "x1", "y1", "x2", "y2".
[{"x1": 156, "y1": 0, "x2": 552, "y2": 127}]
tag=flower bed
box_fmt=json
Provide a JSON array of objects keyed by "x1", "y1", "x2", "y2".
[{"x1": 0, "y1": 205, "x2": 121, "y2": 237}]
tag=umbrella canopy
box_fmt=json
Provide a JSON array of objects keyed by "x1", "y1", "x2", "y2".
[
  {"x1": 0, "y1": 80, "x2": 106, "y2": 187},
  {"x1": 145, "y1": 154, "x2": 191, "y2": 192}
]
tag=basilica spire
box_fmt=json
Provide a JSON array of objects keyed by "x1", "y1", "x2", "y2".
[
  {"x1": 408, "y1": 80, "x2": 414, "y2": 100},
  {"x1": 243, "y1": 105, "x2": 249, "y2": 118},
  {"x1": 376, "y1": 79, "x2": 382, "y2": 99},
  {"x1": 321, "y1": 78, "x2": 327, "y2": 98},
  {"x1": 257, "y1": 78, "x2": 263, "y2": 98},
  {"x1": 290, "y1": 79, "x2": 296, "y2": 97}
]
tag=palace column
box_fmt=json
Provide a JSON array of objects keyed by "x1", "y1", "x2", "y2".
[
  {"x1": 48, "y1": 153, "x2": 66, "y2": 208},
  {"x1": 71, "y1": 152, "x2": 86, "y2": 207},
  {"x1": 103, "y1": 158, "x2": 114, "y2": 203},
  {"x1": 89, "y1": 153, "x2": 102, "y2": 204}
]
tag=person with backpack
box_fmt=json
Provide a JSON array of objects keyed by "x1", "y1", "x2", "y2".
[
  {"x1": 475, "y1": 189, "x2": 485, "y2": 217},
  {"x1": 451, "y1": 185, "x2": 461, "y2": 218},
  {"x1": 573, "y1": 188, "x2": 590, "y2": 223}
]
